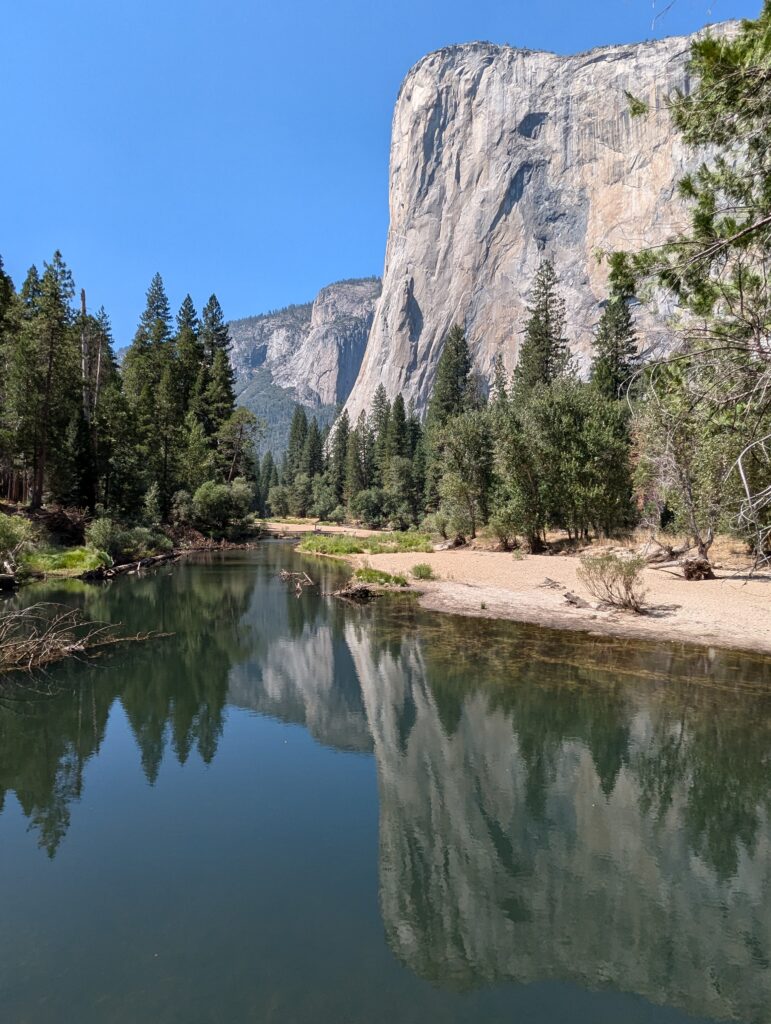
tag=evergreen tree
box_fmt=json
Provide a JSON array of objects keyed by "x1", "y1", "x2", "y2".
[
  {"x1": 199, "y1": 294, "x2": 231, "y2": 366},
  {"x1": 285, "y1": 406, "x2": 309, "y2": 483},
  {"x1": 201, "y1": 348, "x2": 236, "y2": 437},
  {"x1": 301, "y1": 417, "x2": 324, "y2": 478},
  {"x1": 343, "y1": 427, "x2": 364, "y2": 505},
  {"x1": 591, "y1": 294, "x2": 639, "y2": 399},
  {"x1": 513, "y1": 260, "x2": 571, "y2": 395},
  {"x1": 426, "y1": 324, "x2": 473, "y2": 427},
  {"x1": 329, "y1": 410, "x2": 350, "y2": 504},
  {"x1": 386, "y1": 393, "x2": 410, "y2": 460},
  {"x1": 370, "y1": 383, "x2": 391, "y2": 485},
  {"x1": 175, "y1": 295, "x2": 203, "y2": 413}
]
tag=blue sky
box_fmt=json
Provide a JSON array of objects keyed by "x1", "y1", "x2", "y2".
[{"x1": 0, "y1": 0, "x2": 760, "y2": 345}]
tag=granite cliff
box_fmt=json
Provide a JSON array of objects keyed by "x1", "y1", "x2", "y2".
[
  {"x1": 229, "y1": 277, "x2": 380, "y2": 452},
  {"x1": 343, "y1": 28, "x2": 729, "y2": 420}
]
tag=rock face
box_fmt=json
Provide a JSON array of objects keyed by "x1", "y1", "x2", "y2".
[
  {"x1": 344, "y1": 29, "x2": 727, "y2": 420},
  {"x1": 230, "y1": 277, "x2": 380, "y2": 452}
]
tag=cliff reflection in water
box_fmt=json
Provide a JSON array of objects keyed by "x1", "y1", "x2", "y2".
[{"x1": 0, "y1": 547, "x2": 769, "y2": 1020}]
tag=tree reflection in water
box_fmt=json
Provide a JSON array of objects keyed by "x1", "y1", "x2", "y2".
[{"x1": 0, "y1": 546, "x2": 769, "y2": 1021}]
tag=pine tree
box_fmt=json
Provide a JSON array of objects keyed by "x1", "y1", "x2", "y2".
[
  {"x1": 329, "y1": 410, "x2": 350, "y2": 504},
  {"x1": 386, "y1": 393, "x2": 410, "y2": 460},
  {"x1": 175, "y1": 295, "x2": 204, "y2": 414},
  {"x1": 513, "y1": 260, "x2": 571, "y2": 395},
  {"x1": 427, "y1": 324, "x2": 473, "y2": 427},
  {"x1": 370, "y1": 383, "x2": 391, "y2": 485},
  {"x1": 123, "y1": 272, "x2": 172, "y2": 408},
  {"x1": 201, "y1": 349, "x2": 236, "y2": 437},
  {"x1": 301, "y1": 417, "x2": 324, "y2": 478},
  {"x1": 199, "y1": 294, "x2": 231, "y2": 366},
  {"x1": 591, "y1": 295, "x2": 639, "y2": 399},
  {"x1": 343, "y1": 428, "x2": 364, "y2": 505},
  {"x1": 424, "y1": 324, "x2": 474, "y2": 509},
  {"x1": 285, "y1": 406, "x2": 309, "y2": 483},
  {"x1": 19, "y1": 253, "x2": 79, "y2": 508}
]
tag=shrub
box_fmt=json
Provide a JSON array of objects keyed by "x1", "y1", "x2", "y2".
[
  {"x1": 193, "y1": 481, "x2": 240, "y2": 536},
  {"x1": 577, "y1": 553, "x2": 647, "y2": 612},
  {"x1": 85, "y1": 517, "x2": 127, "y2": 559},
  {"x1": 354, "y1": 567, "x2": 408, "y2": 586},
  {"x1": 327, "y1": 505, "x2": 347, "y2": 524},
  {"x1": 412, "y1": 562, "x2": 435, "y2": 580},
  {"x1": 0, "y1": 514, "x2": 35, "y2": 566},
  {"x1": 171, "y1": 490, "x2": 193, "y2": 527},
  {"x1": 267, "y1": 484, "x2": 289, "y2": 518},
  {"x1": 421, "y1": 511, "x2": 449, "y2": 541},
  {"x1": 142, "y1": 482, "x2": 162, "y2": 528},
  {"x1": 488, "y1": 501, "x2": 520, "y2": 550}
]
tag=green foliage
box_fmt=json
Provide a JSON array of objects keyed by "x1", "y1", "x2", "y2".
[
  {"x1": 22, "y1": 545, "x2": 111, "y2": 575},
  {"x1": 411, "y1": 562, "x2": 435, "y2": 580},
  {"x1": 354, "y1": 566, "x2": 408, "y2": 586},
  {"x1": 513, "y1": 260, "x2": 571, "y2": 396},
  {"x1": 298, "y1": 531, "x2": 432, "y2": 557},
  {"x1": 298, "y1": 534, "x2": 366, "y2": 556},
  {"x1": 577, "y1": 553, "x2": 647, "y2": 612},
  {"x1": 0, "y1": 515, "x2": 36, "y2": 564},
  {"x1": 192, "y1": 478, "x2": 253, "y2": 537},
  {"x1": 420, "y1": 510, "x2": 449, "y2": 540},
  {"x1": 350, "y1": 487, "x2": 386, "y2": 529}
]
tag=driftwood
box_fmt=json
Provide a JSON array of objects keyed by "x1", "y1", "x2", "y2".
[
  {"x1": 277, "y1": 569, "x2": 315, "y2": 597},
  {"x1": 682, "y1": 557, "x2": 716, "y2": 581},
  {"x1": 331, "y1": 582, "x2": 376, "y2": 604},
  {"x1": 82, "y1": 552, "x2": 179, "y2": 581},
  {"x1": 0, "y1": 603, "x2": 171, "y2": 676}
]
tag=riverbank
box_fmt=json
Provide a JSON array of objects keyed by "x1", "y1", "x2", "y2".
[{"x1": 345, "y1": 548, "x2": 771, "y2": 656}]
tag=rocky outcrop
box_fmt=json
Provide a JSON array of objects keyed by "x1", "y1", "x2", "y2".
[
  {"x1": 230, "y1": 277, "x2": 380, "y2": 453},
  {"x1": 344, "y1": 28, "x2": 731, "y2": 419}
]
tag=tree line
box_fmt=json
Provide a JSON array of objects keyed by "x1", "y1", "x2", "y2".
[
  {"x1": 0, "y1": 260, "x2": 261, "y2": 534},
  {"x1": 261, "y1": 259, "x2": 639, "y2": 549}
]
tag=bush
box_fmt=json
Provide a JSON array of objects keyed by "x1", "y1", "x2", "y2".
[
  {"x1": 171, "y1": 490, "x2": 193, "y2": 527},
  {"x1": 327, "y1": 505, "x2": 347, "y2": 524},
  {"x1": 267, "y1": 484, "x2": 289, "y2": 518},
  {"x1": 0, "y1": 514, "x2": 35, "y2": 566},
  {"x1": 85, "y1": 517, "x2": 127, "y2": 559},
  {"x1": 354, "y1": 567, "x2": 408, "y2": 587},
  {"x1": 192, "y1": 480, "x2": 253, "y2": 537},
  {"x1": 142, "y1": 482, "x2": 162, "y2": 528},
  {"x1": 577, "y1": 553, "x2": 647, "y2": 612},
  {"x1": 411, "y1": 562, "x2": 435, "y2": 581},
  {"x1": 488, "y1": 501, "x2": 520, "y2": 550},
  {"x1": 421, "y1": 511, "x2": 449, "y2": 541}
]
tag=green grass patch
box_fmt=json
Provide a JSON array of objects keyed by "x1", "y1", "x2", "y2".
[
  {"x1": 298, "y1": 534, "x2": 366, "y2": 555},
  {"x1": 354, "y1": 567, "x2": 408, "y2": 587},
  {"x1": 22, "y1": 545, "x2": 111, "y2": 576},
  {"x1": 298, "y1": 531, "x2": 433, "y2": 557},
  {"x1": 411, "y1": 562, "x2": 436, "y2": 580}
]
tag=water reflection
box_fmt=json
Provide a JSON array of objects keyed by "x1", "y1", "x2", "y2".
[{"x1": 1, "y1": 546, "x2": 769, "y2": 1021}]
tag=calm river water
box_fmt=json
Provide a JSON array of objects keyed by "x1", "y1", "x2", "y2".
[{"x1": 1, "y1": 543, "x2": 769, "y2": 1023}]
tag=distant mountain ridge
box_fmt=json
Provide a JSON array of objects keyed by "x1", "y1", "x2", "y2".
[{"x1": 229, "y1": 276, "x2": 380, "y2": 454}]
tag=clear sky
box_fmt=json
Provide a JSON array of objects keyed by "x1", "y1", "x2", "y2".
[{"x1": 0, "y1": 0, "x2": 761, "y2": 345}]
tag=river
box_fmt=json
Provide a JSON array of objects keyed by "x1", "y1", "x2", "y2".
[{"x1": 1, "y1": 543, "x2": 769, "y2": 1023}]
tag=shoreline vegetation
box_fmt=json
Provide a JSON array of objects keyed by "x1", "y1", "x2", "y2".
[{"x1": 265, "y1": 521, "x2": 771, "y2": 657}]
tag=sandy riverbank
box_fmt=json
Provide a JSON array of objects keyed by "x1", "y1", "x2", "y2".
[
  {"x1": 264, "y1": 522, "x2": 771, "y2": 655},
  {"x1": 354, "y1": 548, "x2": 771, "y2": 656}
]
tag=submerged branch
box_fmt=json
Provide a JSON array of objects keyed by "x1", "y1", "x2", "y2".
[{"x1": 0, "y1": 603, "x2": 171, "y2": 677}]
